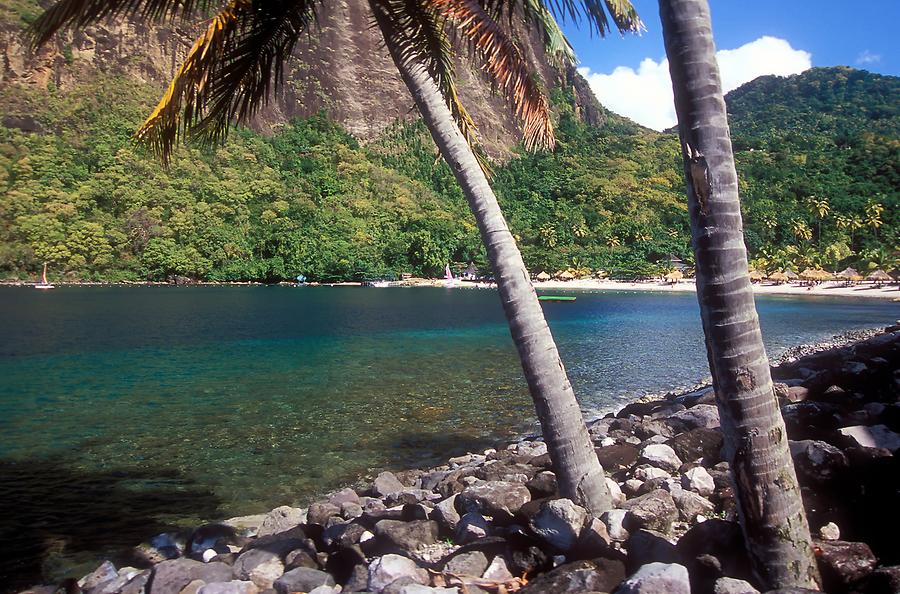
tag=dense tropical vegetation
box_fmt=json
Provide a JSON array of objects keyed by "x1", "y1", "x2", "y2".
[{"x1": 1, "y1": 67, "x2": 897, "y2": 282}]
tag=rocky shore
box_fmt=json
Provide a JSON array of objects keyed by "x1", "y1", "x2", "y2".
[{"x1": 19, "y1": 325, "x2": 900, "y2": 594}]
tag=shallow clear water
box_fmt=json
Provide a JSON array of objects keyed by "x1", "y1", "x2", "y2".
[{"x1": 0, "y1": 285, "x2": 896, "y2": 586}]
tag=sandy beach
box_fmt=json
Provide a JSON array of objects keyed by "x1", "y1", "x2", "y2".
[{"x1": 527, "y1": 278, "x2": 900, "y2": 300}]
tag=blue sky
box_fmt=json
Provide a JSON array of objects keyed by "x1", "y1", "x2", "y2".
[{"x1": 561, "y1": 0, "x2": 900, "y2": 129}]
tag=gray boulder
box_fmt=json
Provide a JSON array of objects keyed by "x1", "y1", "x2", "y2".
[
  {"x1": 621, "y1": 489, "x2": 679, "y2": 534},
  {"x1": 443, "y1": 550, "x2": 489, "y2": 576},
  {"x1": 839, "y1": 424, "x2": 900, "y2": 452},
  {"x1": 196, "y1": 583, "x2": 260, "y2": 594},
  {"x1": 257, "y1": 506, "x2": 306, "y2": 537},
  {"x1": 670, "y1": 487, "x2": 715, "y2": 523},
  {"x1": 789, "y1": 440, "x2": 848, "y2": 482},
  {"x1": 602, "y1": 509, "x2": 630, "y2": 542},
  {"x1": 528, "y1": 498, "x2": 587, "y2": 552},
  {"x1": 670, "y1": 404, "x2": 720, "y2": 429},
  {"x1": 273, "y1": 567, "x2": 336, "y2": 594},
  {"x1": 432, "y1": 495, "x2": 461, "y2": 532},
  {"x1": 148, "y1": 559, "x2": 232, "y2": 594},
  {"x1": 713, "y1": 577, "x2": 760, "y2": 594},
  {"x1": 375, "y1": 519, "x2": 440, "y2": 553},
  {"x1": 456, "y1": 511, "x2": 490, "y2": 542},
  {"x1": 373, "y1": 471, "x2": 406, "y2": 496},
  {"x1": 640, "y1": 444, "x2": 683, "y2": 473},
  {"x1": 79, "y1": 561, "x2": 118, "y2": 590},
  {"x1": 616, "y1": 562, "x2": 691, "y2": 594},
  {"x1": 456, "y1": 481, "x2": 531, "y2": 519},
  {"x1": 368, "y1": 554, "x2": 429, "y2": 593},
  {"x1": 682, "y1": 466, "x2": 715, "y2": 496}
]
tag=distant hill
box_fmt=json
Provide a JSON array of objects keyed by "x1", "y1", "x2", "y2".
[
  {"x1": 1, "y1": 29, "x2": 896, "y2": 284},
  {"x1": 726, "y1": 66, "x2": 900, "y2": 147}
]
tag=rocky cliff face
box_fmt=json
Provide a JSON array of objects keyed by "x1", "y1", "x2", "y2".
[{"x1": 0, "y1": 0, "x2": 606, "y2": 157}]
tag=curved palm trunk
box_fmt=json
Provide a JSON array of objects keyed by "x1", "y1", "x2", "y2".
[
  {"x1": 658, "y1": 0, "x2": 819, "y2": 588},
  {"x1": 370, "y1": 5, "x2": 611, "y2": 515}
]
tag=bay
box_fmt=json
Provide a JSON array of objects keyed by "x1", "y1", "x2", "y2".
[{"x1": 0, "y1": 285, "x2": 896, "y2": 586}]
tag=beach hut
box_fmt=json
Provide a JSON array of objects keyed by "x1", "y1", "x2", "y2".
[
  {"x1": 664, "y1": 270, "x2": 683, "y2": 284},
  {"x1": 867, "y1": 269, "x2": 892, "y2": 285},
  {"x1": 768, "y1": 271, "x2": 788, "y2": 284},
  {"x1": 558, "y1": 270, "x2": 575, "y2": 281},
  {"x1": 535, "y1": 271, "x2": 551, "y2": 282}
]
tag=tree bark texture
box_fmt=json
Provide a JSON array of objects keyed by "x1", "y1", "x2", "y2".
[
  {"x1": 370, "y1": 2, "x2": 612, "y2": 515},
  {"x1": 658, "y1": 0, "x2": 820, "y2": 588}
]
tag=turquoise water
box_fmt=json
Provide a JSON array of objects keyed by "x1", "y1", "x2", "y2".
[{"x1": 0, "y1": 286, "x2": 896, "y2": 586}]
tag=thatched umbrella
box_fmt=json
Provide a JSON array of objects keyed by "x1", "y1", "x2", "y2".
[
  {"x1": 558, "y1": 270, "x2": 575, "y2": 281},
  {"x1": 813, "y1": 269, "x2": 833, "y2": 282},
  {"x1": 867, "y1": 269, "x2": 892, "y2": 284},
  {"x1": 535, "y1": 271, "x2": 551, "y2": 282},
  {"x1": 664, "y1": 270, "x2": 683, "y2": 284},
  {"x1": 836, "y1": 267, "x2": 859, "y2": 281},
  {"x1": 748, "y1": 269, "x2": 766, "y2": 282},
  {"x1": 768, "y1": 271, "x2": 789, "y2": 284},
  {"x1": 784, "y1": 269, "x2": 799, "y2": 281},
  {"x1": 799, "y1": 267, "x2": 817, "y2": 282}
]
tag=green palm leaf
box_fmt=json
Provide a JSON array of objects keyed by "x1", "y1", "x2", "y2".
[
  {"x1": 135, "y1": 0, "x2": 319, "y2": 162},
  {"x1": 28, "y1": 0, "x2": 217, "y2": 48}
]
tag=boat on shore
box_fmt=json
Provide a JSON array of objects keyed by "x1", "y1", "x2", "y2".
[{"x1": 35, "y1": 262, "x2": 54, "y2": 290}]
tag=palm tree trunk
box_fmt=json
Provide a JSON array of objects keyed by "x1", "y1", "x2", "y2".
[
  {"x1": 370, "y1": 5, "x2": 612, "y2": 515},
  {"x1": 658, "y1": 0, "x2": 820, "y2": 589}
]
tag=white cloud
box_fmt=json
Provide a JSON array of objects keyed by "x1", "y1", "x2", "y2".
[
  {"x1": 579, "y1": 36, "x2": 812, "y2": 131},
  {"x1": 856, "y1": 50, "x2": 881, "y2": 65}
]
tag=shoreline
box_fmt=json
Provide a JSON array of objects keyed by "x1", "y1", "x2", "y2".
[
  {"x1": 2, "y1": 277, "x2": 899, "y2": 300},
  {"x1": 17, "y1": 324, "x2": 899, "y2": 593},
  {"x1": 10, "y1": 322, "x2": 899, "y2": 593}
]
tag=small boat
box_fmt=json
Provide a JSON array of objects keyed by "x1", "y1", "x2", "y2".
[
  {"x1": 444, "y1": 263, "x2": 459, "y2": 287},
  {"x1": 538, "y1": 295, "x2": 576, "y2": 302},
  {"x1": 35, "y1": 262, "x2": 55, "y2": 290}
]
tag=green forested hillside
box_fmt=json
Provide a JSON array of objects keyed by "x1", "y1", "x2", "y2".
[{"x1": 0, "y1": 67, "x2": 897, "y2": 282}]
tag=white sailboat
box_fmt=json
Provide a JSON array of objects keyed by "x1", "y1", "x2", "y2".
[
  {"x1": 35, "y1": 262, "x2": 55, "y2": 290},
  {"x1": 444, "y1": 263, "x2": 459, "y2": 287}
]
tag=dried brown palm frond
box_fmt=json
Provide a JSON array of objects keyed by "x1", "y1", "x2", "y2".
[
  {"x1": 428, "y1": 0, "x2": 554, "y2": 150},
  {"x1": 135, "y1": 0, "x2": 318, "y2": 162},
  {"x1": 477, "y1": 0, "x2": 641, "y2": 37},
  {"x1": 28, "y1": 0, "x2": 217, "y2": 48},
  {"x1": 370, "y1": 0, "x2": 491, "y2": 171}
]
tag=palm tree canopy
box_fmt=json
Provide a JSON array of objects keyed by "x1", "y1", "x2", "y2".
[{"x1": 29, "y1": 0, "x2": 641, "y2": 163}]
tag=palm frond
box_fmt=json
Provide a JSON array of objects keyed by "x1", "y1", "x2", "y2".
[
  {"x1": 428, "y1": 0, "x2": 554, "y2": 150},
  {"x1": 135, "y1": 0, "x2": 318, "y2": 163},
  {"x1": 524, "y1": 0, "x2": 575, "y2": 67},
  {"x1": 371, "y1": 0, "x2": 490, "y2": 171},
  {"x1": 28, "y1": 0, "x2": 216, "y2": 48},
  {"x1": 474, "y1": 0, "x2": 641, "y2": 38}
]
